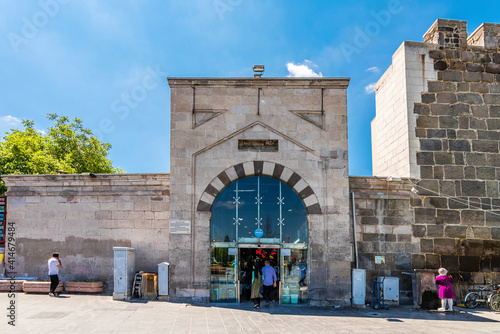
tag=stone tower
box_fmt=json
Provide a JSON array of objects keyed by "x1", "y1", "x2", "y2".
[{"x1": 373, "y1": 19, "x2": 500, "y2": 280}]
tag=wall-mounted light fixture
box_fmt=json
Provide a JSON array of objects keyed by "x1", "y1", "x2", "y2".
[{"x1": 253, "y1": 65, "x2": 264, "y2": 78}]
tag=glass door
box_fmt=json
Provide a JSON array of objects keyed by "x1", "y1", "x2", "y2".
[
  {"x1": 280, "y1": 248, "x2": 308, "y2": 304},
  {"x1": 210, "y1": 247, "x2": 238, "y2": 302},
  {"x1": 209, "y1": 175, "x2": 310, "y2": 304}
]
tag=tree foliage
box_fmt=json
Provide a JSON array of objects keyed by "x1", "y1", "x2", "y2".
[{"x1": 0, "y1": 114, "x2": 123, "y2": 194}]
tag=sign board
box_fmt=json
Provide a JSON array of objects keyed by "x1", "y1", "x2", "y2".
[
  {"x1": 375, "y1": 256, "x2": 385, "y2": 264},
  {"x1": 228, "y1": 248, "x2": 238, "y2": 256},
  {"x1": 254, "y1": 228, "x2": 264, "y2": 238},
  {"x1": 281, "y1": 249, "x2": 291, "y2": 256}
]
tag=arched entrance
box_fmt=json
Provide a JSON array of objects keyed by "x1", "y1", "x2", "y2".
[{"x1": 208, "y1": 175, "x2": 310, "y2": 304}]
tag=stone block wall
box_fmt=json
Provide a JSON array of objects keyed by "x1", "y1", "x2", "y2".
[
  {"x1": 372, "y1": 42, "x2": 437, "y2": 179},
  {"x1": 350, "y1": 176, "x2": 416, "y2": 304},
  {"x1": 3, "y1": 173, "x2": 170, "y2": 291},
  {"x1": 412, "y1": 19, "x2": 500, "y2": 284}
]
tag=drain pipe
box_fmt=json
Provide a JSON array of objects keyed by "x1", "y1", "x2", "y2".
[{"x1": 351, "y1": 191, "x2": 359, "y2": 269}]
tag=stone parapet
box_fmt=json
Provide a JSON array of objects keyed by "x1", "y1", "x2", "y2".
[
  {"x1": 423, "y1": 19, "x2": 468, "y2": 50},
  {"x1": 168, "y1": 77, "x2": 350, "y2": 88},
  {"x1": 468, "y1": 23, "x2": 500, "y2": 49},
  {"x1": 423, "y1": 19, "x2": 500, "y2": 52},
  {"x1": 3, "y1": 173, "x2": 170, "y2": 197}
]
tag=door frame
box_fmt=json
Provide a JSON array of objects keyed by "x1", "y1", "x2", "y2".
[{"x1": 237, "y1": 244, "x2": 281, "y2": 304}]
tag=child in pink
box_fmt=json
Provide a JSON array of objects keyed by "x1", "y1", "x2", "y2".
[{"x1": 435, "y1": 268, "x2": 456, "y2": 311}]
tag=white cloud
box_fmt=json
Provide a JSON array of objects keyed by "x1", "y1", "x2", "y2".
[
  {"x1": 0, "y1": 115, "x2": 21, "y2": 125},
  {"x1": 286, "y1": 60, "x2": 323, "y2": 78},
  {"x1": 0, "y1": 116, "x2": 48, "y2": 137},
  {"x1": 0, "y1": 115, "x2": 22, "y2": 137},
  {"x1": 364, "y1": 83, "x2": 376, "y2": 94},
  {"x1": 366, "y1": 66, "x2": 380, "y2": 73},
  {"x1": 77, "y1": 1, "x2": 130, "y2": 37}
]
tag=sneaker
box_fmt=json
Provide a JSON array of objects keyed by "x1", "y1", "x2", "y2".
[
  {"x1": 54, "y1": 293, "x2": 59, "y2": 297},
  {"x1": 49, "y1": 293, "x2": 55, "y2": 297},
  {"x1": 438, "y1": 308, "x2": 445, "y2": 311},
  {"x1": 265, "y1": 301, "x2": 271, "y2": 307}
]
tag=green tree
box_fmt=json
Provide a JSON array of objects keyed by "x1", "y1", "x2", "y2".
[{"x1": 0, "y1": 114, "x2": 123, "y2": 195}]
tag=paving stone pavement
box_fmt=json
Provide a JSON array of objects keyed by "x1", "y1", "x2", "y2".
[{"x1": 1, "y1": 293, "x2": 499, "y2": 334}]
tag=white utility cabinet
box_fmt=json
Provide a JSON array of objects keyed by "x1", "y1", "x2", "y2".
[
  {"x1": 158, "y1": 262, "x2": 170, "y2": 297},
  {"x1": 113, "y1": 247, "x2": 135, "y2": 300},
  {"x1": 377, "y1": 276, "x2": 399, "y2": 305},
  {"x1": 352, "y1": 269, "x2": 366, "y2": 305}
]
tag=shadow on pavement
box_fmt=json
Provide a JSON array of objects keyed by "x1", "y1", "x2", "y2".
[
  {"x1": 195, "y1": 302, "x2": 500, "y2": 323},
  {"x1": 107, "y1": 297, "x2": 500, "y2": 323}
]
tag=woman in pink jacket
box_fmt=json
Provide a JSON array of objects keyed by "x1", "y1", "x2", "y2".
[{"x1": 435, "y1": 268, "x2": 456, "y2": 311}]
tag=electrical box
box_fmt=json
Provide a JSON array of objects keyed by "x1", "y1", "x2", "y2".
[
  {"x1": 158, "y1": 262, "x2": 170, "y2": 296},
  {"x1": 377, "y1": 276, "x2": 399, "y2": 305},
  {"x1": 352, "y1": 269, "x2": 366, "y2": 305},
  {"x1": 113, "y1": 247, "x2": 135, "y2": 300}
]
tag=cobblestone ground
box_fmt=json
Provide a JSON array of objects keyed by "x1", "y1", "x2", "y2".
[{"x1": 1, "y1": 293, "x2": 499, "y2": 333}]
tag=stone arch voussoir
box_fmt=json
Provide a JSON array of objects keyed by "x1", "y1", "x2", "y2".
[{"x1": 196, "y1": 161, "x2": 322, "y2": 214}]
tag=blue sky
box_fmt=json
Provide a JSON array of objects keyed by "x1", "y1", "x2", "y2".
[{"x1": 1, "y1": 0, "x2": 499, "y2": 175}]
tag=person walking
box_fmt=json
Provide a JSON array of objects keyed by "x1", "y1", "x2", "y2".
[
  {"x1": 435, "y1": 267, "x2": 456, "y2": 311},
  {"x1": 261, "y1": 260, "x2": 277, "y2": 307},
  {"x1": 250, "y1": 261, "x2": 263, "y2": 309},
  {"x1": 299, "y1": 261, "x2": 307, "y2": 286},
  {"x1": 242, "y1": 259, "x2": 253, "y2": 301},
  {"x1": 48, "y1": 252, "x2": 62, "y2": 297}
]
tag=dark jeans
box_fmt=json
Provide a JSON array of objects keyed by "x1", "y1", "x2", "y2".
[
  {"x1": 49, "y1": 274, "x2": 59, "y2": 294},
  {"x1": 263, "y1": 285, "x2": 274, "y2": 303}
]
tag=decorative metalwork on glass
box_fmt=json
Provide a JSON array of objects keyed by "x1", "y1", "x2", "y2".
[
  {"x1": 210, "y1": 175, "x2": 308, "y2": 245},
  {"x1": 277, "y1": 181, "x2": 285, "y2": 243},
  {"x1": 233, "y1": 180, "x2": 242, "y2": 241},
  {"x1": 255, "y1": 176, "x2": 262, "y2": 229}
]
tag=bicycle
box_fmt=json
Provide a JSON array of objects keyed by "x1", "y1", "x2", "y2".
[
  {"x1": 464, "y1": 282, "x2": 500, "y2": 310},
  {"x1": 489, "y1": 287, "x2": 500, "y2": 312}
]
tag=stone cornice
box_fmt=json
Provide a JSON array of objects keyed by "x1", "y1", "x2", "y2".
[
  {"x1": 2, "y1": 173, "x2": 170, "y2": 197},
  {"x1": 349, "y1": 176, "x2": 415, "y2": 199},
  {"x1": 167, "y1": 77, "x2": 350, "y2": 88}
]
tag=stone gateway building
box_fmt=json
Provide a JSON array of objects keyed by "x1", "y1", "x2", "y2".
[
  {"x1": 2, "y1": 19, "x2": 500, "y2": 306},
  {"x1": 168, "y1": 77, "x2": 350, "y2": 305}
]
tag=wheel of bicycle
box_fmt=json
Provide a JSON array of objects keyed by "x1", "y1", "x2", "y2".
[
  {"x1": 490, "y1": 293, "x2": 500, "y2": 312},
  {"x1": 465, "y1": 292, "x2": 479, "y2": 308}
]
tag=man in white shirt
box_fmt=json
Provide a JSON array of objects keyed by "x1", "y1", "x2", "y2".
[{"x1": 48, "y1": 252, "x2": 62, "y2": 297}]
